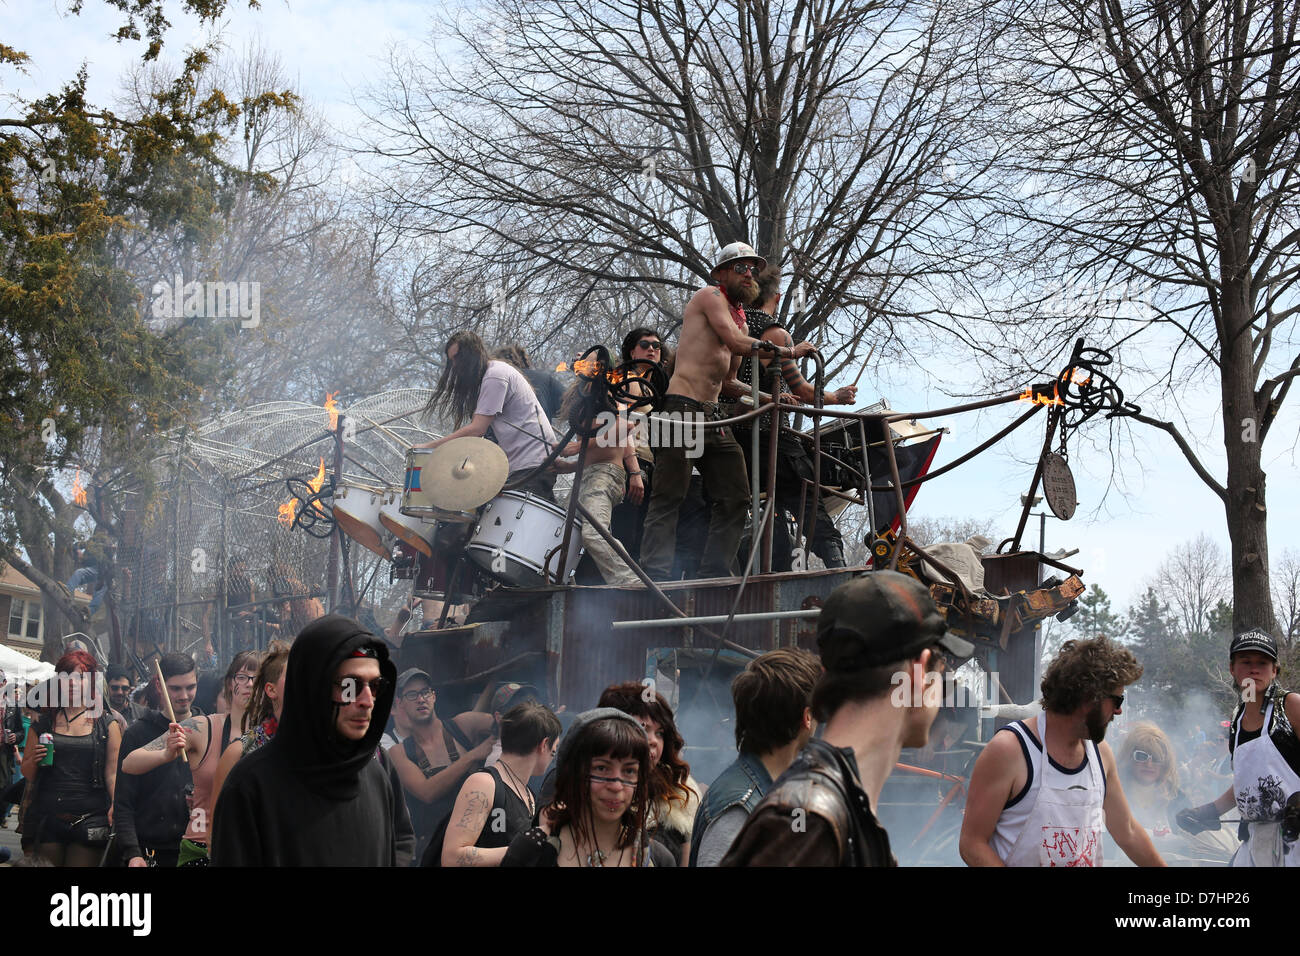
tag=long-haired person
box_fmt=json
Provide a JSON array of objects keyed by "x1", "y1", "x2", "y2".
[
  {"x1": 417, "y1": 330, "x2": 560, "y2": 501},
  {"x1": 1116, "y1": 722, "x2": 1236, "y2": 865},
  {"x1": 501, "y1": 708, "x2": 673, "y2": 867},
  {"x1": 597, "y1": 681, "x2": 701, "y2": 866},
  {"x1": 210, "y1": 640, "x2": 291, "y2": 809},
  {"x1": 21, "y1": 650, "x2": 121, "y2": 866}
]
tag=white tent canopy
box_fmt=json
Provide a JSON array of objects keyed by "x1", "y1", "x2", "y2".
[{"x1": 0, "y1": 643, "x2": 55, "y2": 686}]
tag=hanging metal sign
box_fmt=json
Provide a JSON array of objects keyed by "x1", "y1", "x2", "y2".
[{"x1": 1041, "y1": 452, "x2": 1077, "y2": 521}]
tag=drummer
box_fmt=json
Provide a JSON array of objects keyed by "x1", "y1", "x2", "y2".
[{"x1": 419, "y1": 331, "x2": 561, "y2": 502}]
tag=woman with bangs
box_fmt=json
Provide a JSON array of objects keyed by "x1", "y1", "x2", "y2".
[
  {"x1": 502, "y1": 708, "x2": 674, "y2": 867},
  {"x1": 598, "y1": 681, "x2": 701, "y2": 866},
  {"x1": 1114, "y1": 722, "x2": 1236, "y2": 865},
  {"x1": 20, "y1": 649, "x2": 121, "y2": 865}
]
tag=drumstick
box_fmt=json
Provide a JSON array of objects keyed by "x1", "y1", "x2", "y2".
[
  {"x1": 154, "y1": 658, "x2": 189, "y2": 764},
  {"x1": 850, "y1": 345, "x2": 876, "y2": 389}
]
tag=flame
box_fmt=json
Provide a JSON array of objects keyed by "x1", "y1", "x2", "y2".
[
  {"x1": 555, "y1": 362, "x2": 569, "y2": 372},
  {"x1": 277, "y1": 458, "x2": 329, "y2": 526},
  {"x1": 71, "y1": 468, "x2": 87, "y2": 507},
  {"x1": 1061, "y1": 369, "x2": 1092, "y2": 386},
  {"x1": 277, "y1": 500, "x2": 297, "y2": 526},
  {"x1": 1018, "y1": 384, "x2": 1064, "y2": 407},
  {"x1": 324, "y1": 391, "x2": 340, "y2": 431}
]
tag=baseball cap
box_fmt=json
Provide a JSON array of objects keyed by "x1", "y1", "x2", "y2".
[
  {"x1": 490, "y1": 682, "x2": 540, "y2": 714},
  {"x1": 1229, "y1": 628, "x2": 1278, "y2": 661},
  {"x1": 396, "y1": 667, "x2": 432, "y2": 694},
  {"x1": 816, "y1": 571, "x2": 974, "y2": 671}
]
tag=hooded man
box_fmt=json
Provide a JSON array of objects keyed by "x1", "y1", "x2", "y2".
[{"x1": 210, "y1": 616, "x2": 415, "y2": 866}]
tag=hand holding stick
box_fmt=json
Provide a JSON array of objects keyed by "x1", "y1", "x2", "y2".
[
  {"x1": 849, "y1": 345, "x2": 877, "y2": 389},
  {"x1": 154, "y1": 659, "x2": 189, "y2": 764}
]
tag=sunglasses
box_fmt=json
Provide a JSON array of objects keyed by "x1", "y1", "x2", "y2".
[
  {"x1": 332, "y1": 677, "x2": 390, "y2": 700},
  {"x1": 636, "y1": 339, "x2": 662, "y2": 351},
  {"x1": 1132, "y1": 750, "x2": 1163, "y2": 764},
  {"x1": 1103, "y1": 693, "x2": 1125, "y2": 708},
  {"x1": 731, "y1": 263, "x2": 759, "y2": 275}
]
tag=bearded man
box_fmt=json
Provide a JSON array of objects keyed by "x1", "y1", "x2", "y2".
[
  {"x1": 639, "y1": 243, "x2": 816, "y2": 580},
  {"x1": 959, "y1": 635, "x2": 1165, "y2": 867}
]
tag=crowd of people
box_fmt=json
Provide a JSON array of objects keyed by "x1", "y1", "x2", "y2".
[{"x1": 2, "y1": 571, "x2": 1295, "y2": 868}]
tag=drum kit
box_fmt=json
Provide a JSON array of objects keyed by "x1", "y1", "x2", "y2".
[{"x1": 331, "y1": 437, "x2": 585, "y2": 613}]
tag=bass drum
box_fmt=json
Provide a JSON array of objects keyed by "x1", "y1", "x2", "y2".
[
  {"x1": 412, "y1": 549, "x2": 486, "y2": 605},
  {"x1": 400, "y1": 447, "x2": 477, "y2": 523},
  {"x1": 333, "y1": 484, "x2": 394, "y2": 559},
  {"x1": 467, "y1": 491, "x2": 583, "y2": 587}
]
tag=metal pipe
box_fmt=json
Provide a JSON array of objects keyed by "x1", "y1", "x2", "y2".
[
  {"x1": 762, "y1": 398, "x2": 779, "y2": 572},
  {"x1": 612, "y1": 608, "x2": 820, "y2": 629},
  {"x1": 869, "y1": 404, "x2": 1042, "y2": 493},
  {"x1": 807, "y1": 351, "x2": 826, "y2": 563},
  {"x1": 883, "y1": 424, "x2": 908, "y2": 570},
  {"x1": 751, "y1": 358, "x2": 761, "y2": 558},
  {"x1": 857, "y1": 416, "x2": 877, "y2": 534},
  {"x1": 555, "y1": 429, "x2": 590, "y2": 583},
  {"x1": 326, "y1": 422, "x2": 344, "y2": 611}
]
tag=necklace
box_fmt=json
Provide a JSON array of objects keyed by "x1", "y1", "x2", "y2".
[
  {"x1": 60, "y1": 708, "x2": 89, "y2": 726},
  {"x1": 498, "y1": 759, "x2": 535, "y2": 817}
]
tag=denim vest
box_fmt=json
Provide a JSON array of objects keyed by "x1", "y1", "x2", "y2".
[{"x1": 689, "y1": 751, "x2": 772, "y2": 867}]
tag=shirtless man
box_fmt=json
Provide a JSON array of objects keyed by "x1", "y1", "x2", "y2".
[{"x1": 640, "y1": 242, "x2": 816, "y2": 580}]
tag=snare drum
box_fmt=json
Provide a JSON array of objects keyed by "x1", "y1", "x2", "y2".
[
  {"x1": 401, "y1": 448, "x2": 476, "y2": 523},
  {"x1": 379, "y1": 493, "x2": 437, "y2": 557},
  {"x1": 467, "y1": 491, "x2": 583, "y2": 587},
  {"x1": 333, "y1": 485, "x2": 393, "y2": 559}
]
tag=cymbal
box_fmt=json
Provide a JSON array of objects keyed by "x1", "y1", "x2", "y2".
[{"x1": 418, "y1": 437, "x2": 509, "y2": 511}]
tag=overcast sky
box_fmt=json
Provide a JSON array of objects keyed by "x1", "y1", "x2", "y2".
[{"x1": 9, "y1": 0, "x2": 1298, "y2": 619}]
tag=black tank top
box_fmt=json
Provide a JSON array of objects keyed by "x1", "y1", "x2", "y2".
[
  {"x1": 477, "y1": 765, "x2": 534, "y2": 849},
  {"x1": 38, "y1": 731, "x2": 109, "y2": 815}
]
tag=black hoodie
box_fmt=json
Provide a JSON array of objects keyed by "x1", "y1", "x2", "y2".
[{"x1": 210, "y1": 616, "x2": 415, "y2": 866}]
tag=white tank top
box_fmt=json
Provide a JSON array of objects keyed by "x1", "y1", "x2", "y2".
[{"x1": 990, "y1": 714, "x2": 1107, "y2": 867}]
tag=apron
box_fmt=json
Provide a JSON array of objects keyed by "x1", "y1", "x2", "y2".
[
  {"x1": 1231, "y1": 699, "x2": 1300, "y2": 867},
  {"x1": 1005, "y1": 714, "x2": 1106, "y2": 867}
]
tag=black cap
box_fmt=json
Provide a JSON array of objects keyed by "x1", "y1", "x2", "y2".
[
  {"x1": 816, "y1": 571, "x2": 974, "y2": 672},
  {"x1": 1229, "y1": 628, "x2": 1278, "y2": 662}
]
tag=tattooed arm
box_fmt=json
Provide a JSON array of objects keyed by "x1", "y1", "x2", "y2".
[
  {"x1": 121, "y1": 717, "x2": 205, "y2": 774},
  {"x1": 441, "y1": 771, "x2": 509, "y2": 867}
]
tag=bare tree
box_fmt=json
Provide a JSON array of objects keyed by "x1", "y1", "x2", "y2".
[
  {"x1": 1151, "y1": 534, "x2": 1231, "y2": 638},
  {"x1": 978, "y1": 0, "x2": 1300, "y2": 635},
  {"x1": 1272, "y1": 548, "x2": 1300, "y2": 647},
  {"x1": 361, "y1": 0, "x2": 1009, "y2": 378}
]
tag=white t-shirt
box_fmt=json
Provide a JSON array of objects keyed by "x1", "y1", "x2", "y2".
[{"x1": 475, "y1": 361, "x2": 557, "y2": 472}]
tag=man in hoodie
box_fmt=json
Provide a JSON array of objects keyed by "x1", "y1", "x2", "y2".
[
  {"x1": 114, "y1": 652, "x2": 200, "y2": 867},
  {"x1": 210, "y1": 616, "x2": 415, "y2": 866}
]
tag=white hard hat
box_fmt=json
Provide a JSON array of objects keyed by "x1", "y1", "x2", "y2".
[{"x1": 713, "y1": 241, "x2": 767, "y2": 273}]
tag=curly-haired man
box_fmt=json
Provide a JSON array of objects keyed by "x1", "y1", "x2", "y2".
[{"x1": 960, "y1": 636, "x2": 1165, "y2": 867}]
